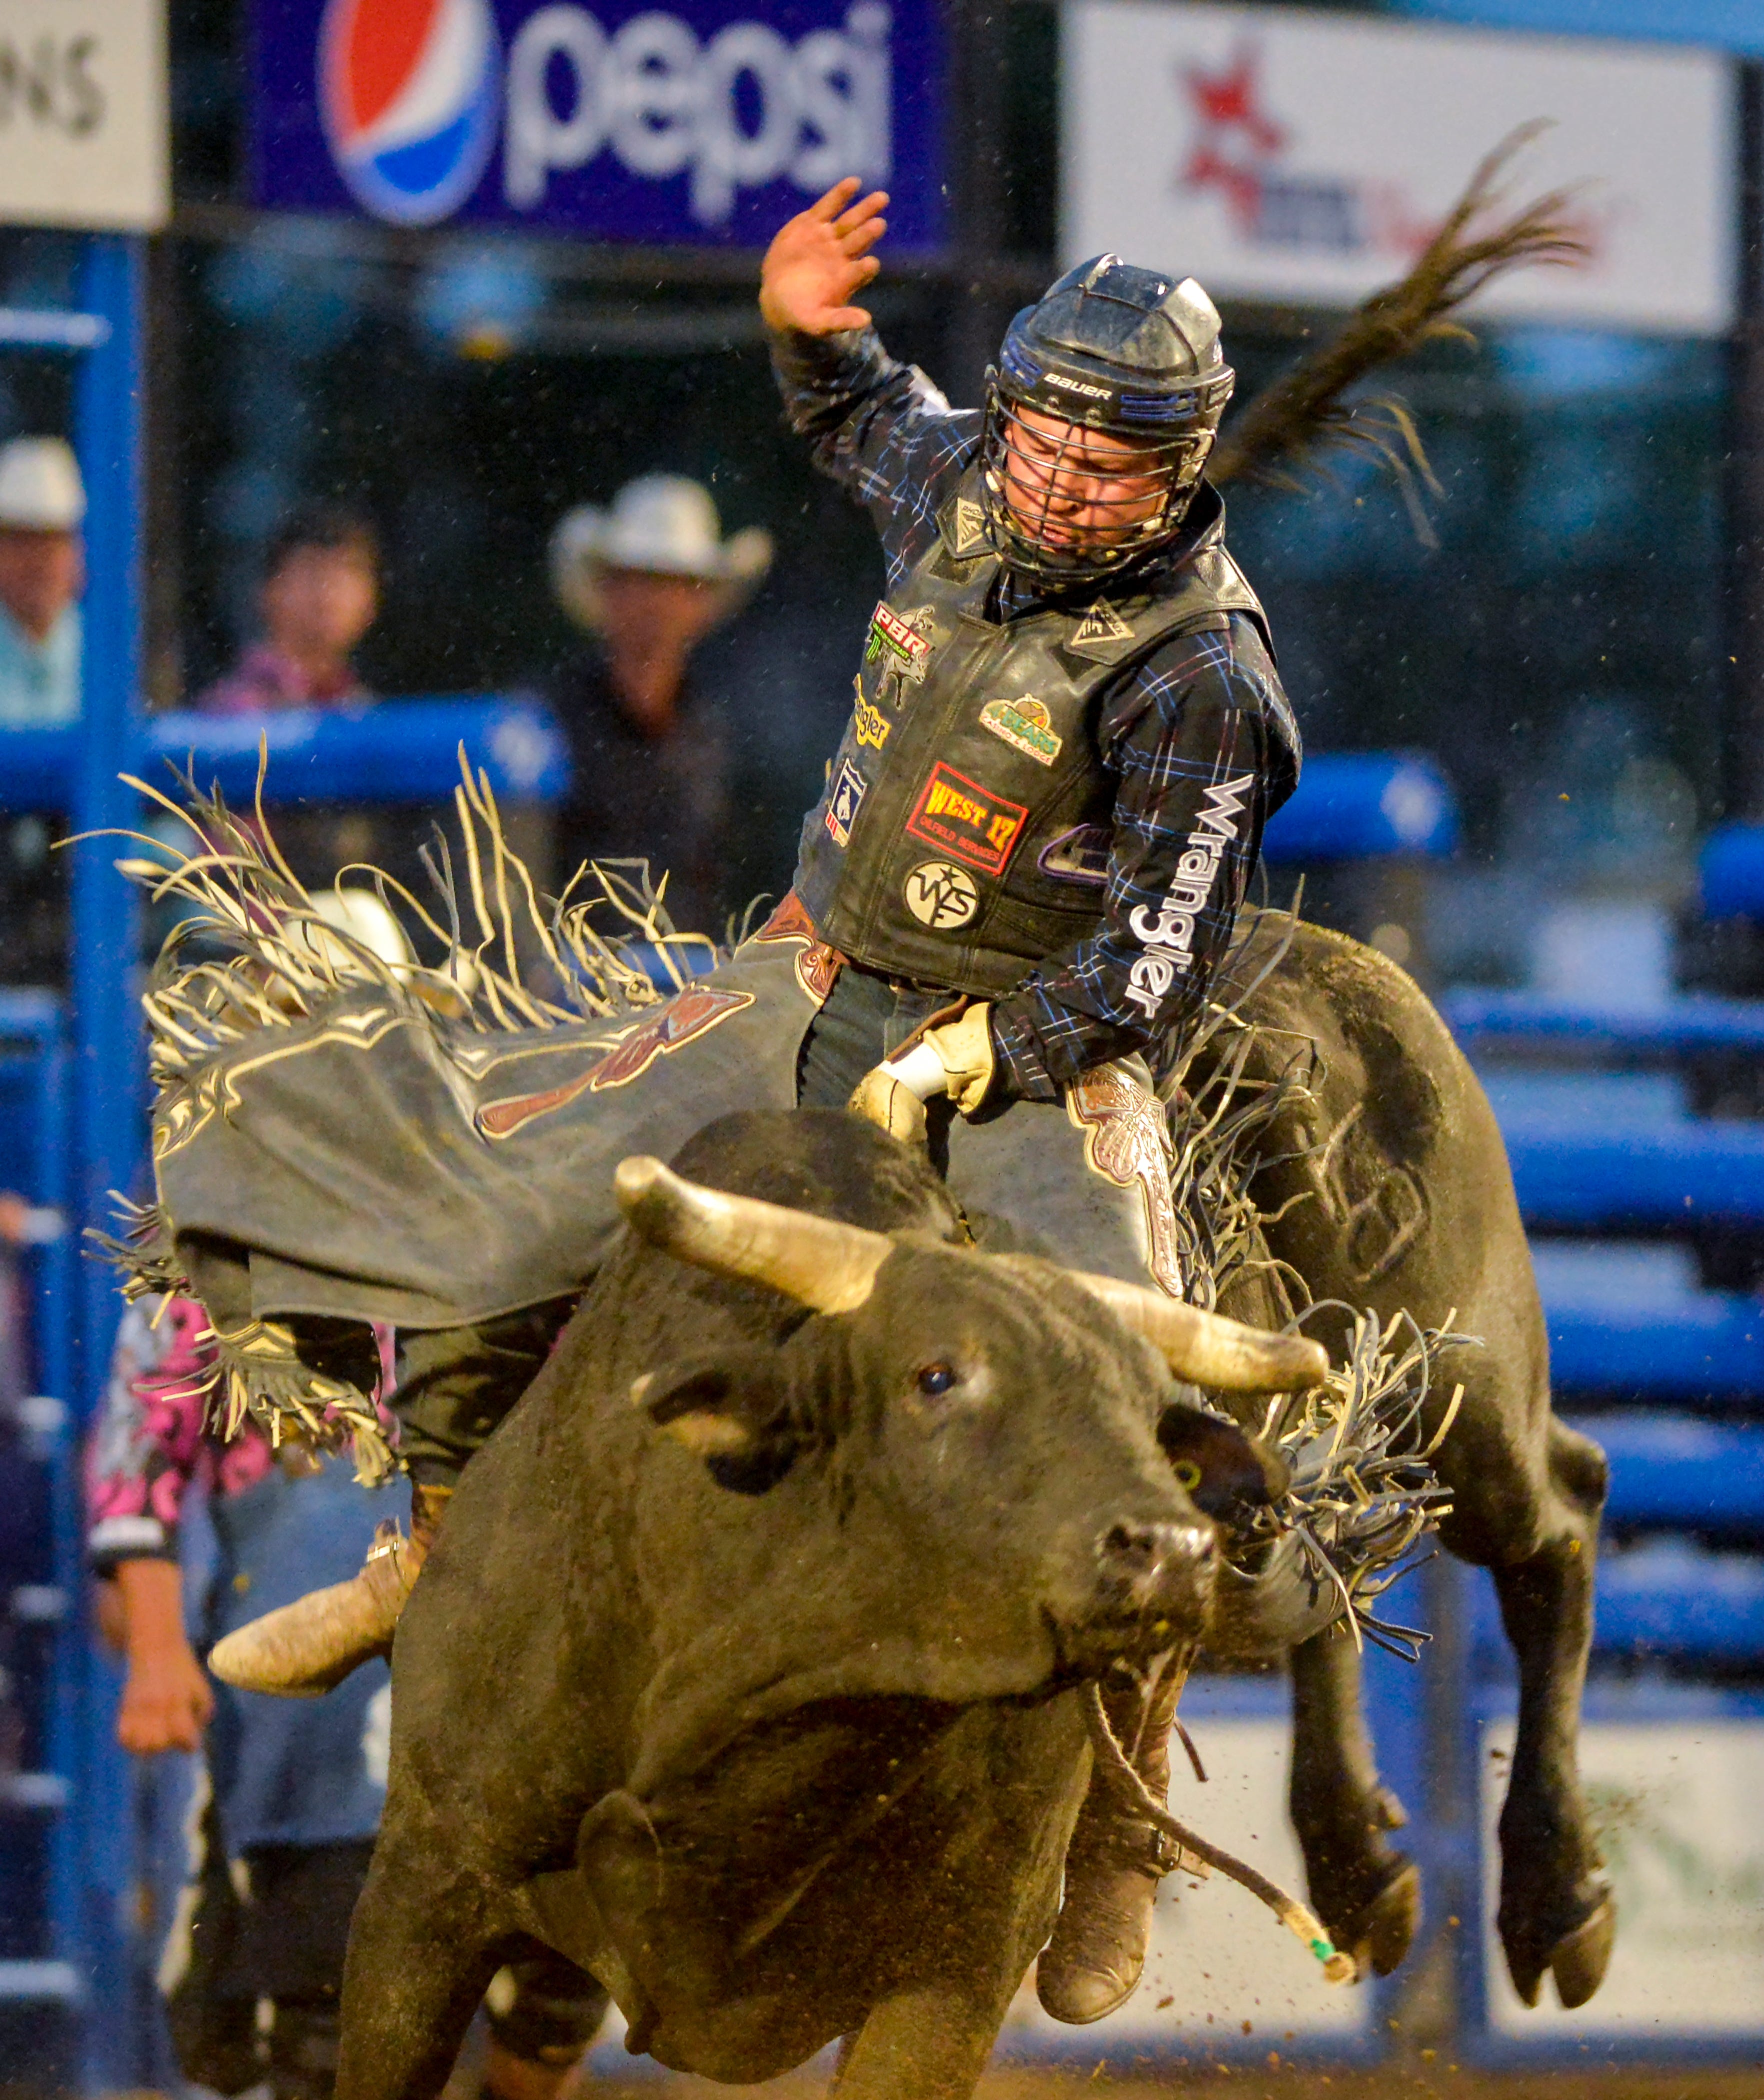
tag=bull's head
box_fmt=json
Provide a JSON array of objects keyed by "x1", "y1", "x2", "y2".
[{"x1": 617, "y1": 1152, "x2": 1323, "y2": 1678}]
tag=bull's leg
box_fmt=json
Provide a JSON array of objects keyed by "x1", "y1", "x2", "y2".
[
  {"x1": 1484, "y1": 1417, "x2": 1615, "y2": 2010},
  {"x1": 831, "y1": 1974, "x2": 1020, "y2": 2100},
  {"x1": 335, "y1": 1838, "x2": 503, "y2": 2100},
  {"x1": 1288, "y1": 1622, "x2": 1420, "y2": 1978}
]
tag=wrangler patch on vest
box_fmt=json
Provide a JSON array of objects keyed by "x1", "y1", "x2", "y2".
[
  {"x1": 906, "y1": 762, "x2": 1028, "y2": 876},
  {"x1": 852, "y1": 682, "x2": 891, "y2": 750}
]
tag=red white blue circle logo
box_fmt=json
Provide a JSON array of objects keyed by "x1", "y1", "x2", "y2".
[{"x1": 318, "y1": 0, "x2": 501, "y2": 228}]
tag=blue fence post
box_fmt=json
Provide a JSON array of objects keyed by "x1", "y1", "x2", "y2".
[{"x1": 67, "y1": 230, "x2": 146, "y2": 2090}]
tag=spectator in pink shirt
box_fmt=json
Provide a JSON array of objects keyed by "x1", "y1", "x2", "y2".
[{"x1": 194, "y1": 505, "x2": 380, "y2": 718}]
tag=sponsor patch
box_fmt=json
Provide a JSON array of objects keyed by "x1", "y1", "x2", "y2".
[
  {"x1": 1039, "y1": 823, "x2": 1111, "y2": 886},
  {"x1": 865, "y1": 602, "x2": 933, "y2": 684},
  {"x1": 949, "y1": 496, "x2": 990, "y2": 556},
  {"x1": 979, "y1": 694, "x2": 1063, "y2": 766},
  {"x1": 906, "y1": 762, "x2": 1028, "y2": 876},
  {"x1": 903, "y1": 859, "x2": 981, "y2": 930},
  {"x1": 852, "y1": 679, "x2": 891, "y2": 750},
  {"x1": 825, "y1": 758, "x2": 867, "y2": 848},
  {"x1": 1068, "y1": 598, "x2": 1134, "y2": 654}
]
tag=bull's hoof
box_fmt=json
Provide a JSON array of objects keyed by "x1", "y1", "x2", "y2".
[
  {"x1": 1547, "y1": 1896, "x2": 1617, "y2": 2010},
  {"x1": 1503, "y1": 1886, "x2": 1616, "y2": 2010},
  {"x1": 1350, "y1": 1858, "x2": 1421, "y2": 1980}
]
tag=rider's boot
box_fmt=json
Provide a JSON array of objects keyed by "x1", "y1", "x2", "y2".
[
  {"x1": 208, "y1": 1482, "x2": 452, "y2": 1698},
  {"x1": 1037, "y1": 1664, "x2": 1186, "y2": 2024}
]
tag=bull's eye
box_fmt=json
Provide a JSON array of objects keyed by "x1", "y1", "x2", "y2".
[
  {"x1": 916, "y1": 1362, "x2": 958, "y2": 1397},
  {"x1": 1171, "y1": 1458, "x2": 1203, "y2": 1490}
]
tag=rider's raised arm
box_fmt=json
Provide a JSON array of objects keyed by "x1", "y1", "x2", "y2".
[
  {"x1": 988, "y1": 615, "x2": 1300, "y2": 1102},
  {"x1": 763, "y1": 178, "x2": 977, "y2": 586}
]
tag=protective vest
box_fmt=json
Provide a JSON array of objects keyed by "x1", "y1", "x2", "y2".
[{"x1": 794, "y1": 477, "x2": 1269, "y2": 997}]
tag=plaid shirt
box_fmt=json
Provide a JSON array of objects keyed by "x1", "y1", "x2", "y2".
[{"x1": 773, "y1": 327, "x2": 1301, "y2": 1101}]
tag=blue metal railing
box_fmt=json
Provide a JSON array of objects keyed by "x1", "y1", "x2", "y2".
[{"x1": 1261, "y1": 750, "x2": 1457, "y2": 863}]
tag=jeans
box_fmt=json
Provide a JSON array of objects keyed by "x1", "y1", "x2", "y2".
[{"x1": 796, "y1": 962, "x2": 957, "y2": 1108}]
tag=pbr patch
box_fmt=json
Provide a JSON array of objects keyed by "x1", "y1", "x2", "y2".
[
  {"x1": 979, "y1": 694, "x2": 1062, "y2": 766},
  {"x1": 865, "y1": 602, "x2": 934, "y2": 685},
  {"x1": 906, "y1": 762, "x2": 1028, "y2": 876},
  {"x1": 476, "y1": 986, "x2": 755, "y2": 1138},
  {"x1": 902, "y1": 859, "x2": 980, "y2": 930},
  {"x1": 852, "y1": 680, "x2": 891, "y2": 750},
  {"x1": 1067, "y1": 598, "x2": 1134, "y2": 656},
  {"x1": 824, "y1": 758, "x2": 867, "y2": 848}
]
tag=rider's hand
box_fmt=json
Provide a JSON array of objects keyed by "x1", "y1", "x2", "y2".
[
  {"x1": 117, "y1": 1642, "x2": 214, "y2": 1756},
  {"x1": 760, "y1": 177, "x2": 889, "y2": 336},
  {"x1": 848, "y1": 1004, "x2": 997, "y2": 1144}
]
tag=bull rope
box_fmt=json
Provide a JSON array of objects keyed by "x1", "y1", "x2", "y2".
[{"x1": 1080, "y1": 1682, "x2": 1356, "y2": 1986}]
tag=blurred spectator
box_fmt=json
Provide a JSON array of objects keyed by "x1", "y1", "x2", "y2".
[
  {"x1": 87, "y1": 1297, "x2": 607, "y2": 2100},
  {"x1": 0, "y1": 436, "x2": 83, "y2": 728},
  {"x1": 195, "y1": 504, "x2": 379, "y2": 716},
  {"x1": 547, "y1": 475, "x2": 771, "y2": 935}
]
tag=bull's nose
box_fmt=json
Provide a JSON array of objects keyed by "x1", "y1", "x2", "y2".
[{"x1": 1097, "y1": 1518, "x2": 1217, "y2": 1590}]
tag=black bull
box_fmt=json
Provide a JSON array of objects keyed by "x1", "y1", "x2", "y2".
[{"x1": 338, "y1": 920, "x2": 1612, "y2": 2100}]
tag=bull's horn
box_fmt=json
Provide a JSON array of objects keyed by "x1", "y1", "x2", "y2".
[
  {"x1": 1071, "y1": 1272, "x2": 1329, "y2": 1393},
  {"x1": 615, "y1": 1156, "x2": 893, "y2": 1314}
]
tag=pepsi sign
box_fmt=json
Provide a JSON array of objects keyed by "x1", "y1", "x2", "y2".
[{"x1": 252, "y1": 0, "x2": 944, "y2": 248}]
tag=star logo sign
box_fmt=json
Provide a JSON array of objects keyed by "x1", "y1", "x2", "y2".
[{"x1": 1179, "y1": 44, "x2": 1287, "y2": 234}]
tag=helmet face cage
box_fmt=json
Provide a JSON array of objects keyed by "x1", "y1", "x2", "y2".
[{"x1": 980, "y1": 384, "x2": 1219, "y2": 587}]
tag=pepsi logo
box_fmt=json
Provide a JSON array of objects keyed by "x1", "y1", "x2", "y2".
[{"x1": 319, "y1": 0, "x2": 502, "y2": 226}]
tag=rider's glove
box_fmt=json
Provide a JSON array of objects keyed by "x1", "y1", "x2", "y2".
[{"x1": 848, "y1": 1003, "x2": 996, "y2": 1144}]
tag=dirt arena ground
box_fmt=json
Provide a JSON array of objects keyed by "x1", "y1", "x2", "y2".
[{"x1": 583, "y1": 2068, "x2": 1762, "y2": 2098}]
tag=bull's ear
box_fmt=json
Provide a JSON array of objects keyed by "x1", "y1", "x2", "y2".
[
  {"x1": 1157, "y1": 1400, "x2": 1290, "y2": 1520},
  {"x1": 631, "y1": 1350, "x2": 797, "y2": 1494}
]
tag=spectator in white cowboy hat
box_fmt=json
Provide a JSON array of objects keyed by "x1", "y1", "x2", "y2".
[
  {"x1": 547, "y1": 474, "x2": 771, "y2": 936},
  {"x1": 0, "y1": 435, "x2": 84, "y2": 729}
]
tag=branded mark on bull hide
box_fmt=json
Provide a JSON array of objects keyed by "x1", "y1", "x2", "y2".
[
  {"x1": 476, "y1": 986, "x2": 754, "y2": 1137},
  {"x1": 852, "y1": 680, "x2": 891, "y2": 750},
  {"x1": 1123, "y1": 774, "x2": 1254, "y2": 1021},
  {"x1": 903, "y1": 859, "x2": 980, "y2": 930},
  {"x1": 906, "y1": 762, "x2": 1028, "y2": 876},
  {"x1": 979, "y1": 694, "x2": 1062, "y2": 766},
  {"x1": 825, "y1": 759, "x2": 868, "y2": 848}
]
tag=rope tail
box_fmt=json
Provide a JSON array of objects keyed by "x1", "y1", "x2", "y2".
[
  {"x1": 1209, "y1": 123, "x2": 1588, "y2": 538},
  {"x1": 1080, "y1": 1682, "x2": 1356, "y2": 1986}
]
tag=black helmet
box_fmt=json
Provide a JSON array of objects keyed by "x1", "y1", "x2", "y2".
[{"x1": 980, "y1": 254, "x2": 1235, "y2": 588}]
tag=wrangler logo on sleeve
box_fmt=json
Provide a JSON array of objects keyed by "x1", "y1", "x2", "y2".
[
  {"x1": 1123, "y1": 773, "x2": 1254, "y2": 1020},
  {"x1": 906, "y1": 763, "x2": 1029, "y2": 876}
]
